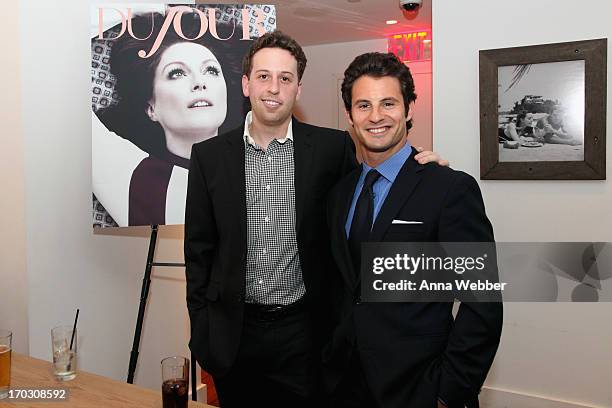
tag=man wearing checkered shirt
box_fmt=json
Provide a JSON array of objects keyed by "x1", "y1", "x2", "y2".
[{"x1": 184, "y1": 31, "x2": 444, "y2": 408}]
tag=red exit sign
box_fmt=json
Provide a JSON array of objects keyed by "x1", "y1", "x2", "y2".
[{"x1": 388, "y1": 30, "x2": 431, "y2": 63}]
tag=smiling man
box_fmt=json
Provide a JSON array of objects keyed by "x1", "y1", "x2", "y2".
[
  {"x1": 184, "y1": 33, "x2": 447, "y2": 408},
  {"x1": 324, "y1": 52, "x2": 503, "y2": 408}
]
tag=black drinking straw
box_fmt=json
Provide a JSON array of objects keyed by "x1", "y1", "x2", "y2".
[{"x1": 69, "y1": 309, "x2": 79, "y2": 350}]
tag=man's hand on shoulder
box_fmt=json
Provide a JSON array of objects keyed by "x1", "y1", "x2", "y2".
[{"x1": 414, "y1": 146, "x2": 450, "y2": 167}]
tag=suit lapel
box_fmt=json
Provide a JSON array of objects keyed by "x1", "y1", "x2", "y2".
[
  {"x1": 224, "y1": 128, "x2": 247, "y2": 246},
  {"x1": 335, "y1": 168, "x2": 362, "y2": 290},
  {"x1": 292, "y1": 119, "x2": 313, "y2": 235},
  {"x1": 370, "y1": 148, "x2": 424, "y2": 242}
]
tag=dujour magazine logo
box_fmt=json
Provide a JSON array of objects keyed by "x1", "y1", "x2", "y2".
[
  {"x1": 95, "y1": 6, "x2": 268, "y2": 57},
  {"x1": 91, "y1": 4, "x2": 276, "y2": 228}
]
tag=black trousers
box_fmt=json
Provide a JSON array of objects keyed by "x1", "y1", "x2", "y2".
[
  {"x1": 329, "y1": 351, "x2": 377, "y2": 408},
  {"x1": 330, "y1": 352, "x2": 480, "y2": 408},
  {"x1": 214, "y1": 308, "x2": 319, "y2": 408}
]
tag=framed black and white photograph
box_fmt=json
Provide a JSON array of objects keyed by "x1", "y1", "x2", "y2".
[{"x1": 479, "y1": 39, "x2": 607, "y2": 180}]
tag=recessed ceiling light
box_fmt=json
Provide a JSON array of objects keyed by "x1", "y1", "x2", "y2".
[
  {"x1": 347, "y1": 0, "x2": 361, "y2": 3},
  {"x1": 386, "y1": 20, "x2": 398, "y2": 25}
]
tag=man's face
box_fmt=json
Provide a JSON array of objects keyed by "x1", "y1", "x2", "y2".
[
  {"x1": 347, "y1": 75, "x2": 412, "y2": 156},
  {"x1": 242, "y1": 47, "x2": 302, "y2": 127},
  {"x1": 550, "y1": 108, "x2": 564, "y2": 125}
]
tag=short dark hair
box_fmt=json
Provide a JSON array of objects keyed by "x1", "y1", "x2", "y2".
[
  {"x1": 242, "y1": 30, "x2": 307, "y2": 81},
  {"x1": 99, "y1": 11, "x2": 249, "y2": 156},
  {"x1": 341, "y1": 52, "x2": 417, "y2": 129},
  {"x1": 516, "y1": 110, "x2": 528, "y2": 125}
]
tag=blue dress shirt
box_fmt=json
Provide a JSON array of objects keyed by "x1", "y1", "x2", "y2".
[{"x1": 345, "y1": 141, "x2": 413, "y2": 238}]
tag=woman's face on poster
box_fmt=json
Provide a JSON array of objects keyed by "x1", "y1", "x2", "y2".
[{"x1": 147, "y1": 42, "x2": 227, "y2": 140}]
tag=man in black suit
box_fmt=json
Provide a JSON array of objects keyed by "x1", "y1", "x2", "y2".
[
  {"x1": 185, "y1": 32, "x2": 446, "y2": 408},
  {"x1": 324, "y1": 52, "x2": 503, "y2": 408}
]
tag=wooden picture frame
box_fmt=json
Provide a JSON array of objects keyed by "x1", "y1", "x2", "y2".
[{"x1": 480, "y1": 39, "x2": 607, "y2": 180}]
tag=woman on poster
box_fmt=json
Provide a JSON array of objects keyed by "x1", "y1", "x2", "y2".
[{"x1": 92, "y1": 9, "x2": 250, "y2": 226}]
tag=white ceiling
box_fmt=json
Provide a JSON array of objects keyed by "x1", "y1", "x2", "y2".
[{"x1": 201, "y1": 0, "x2": 432, "y2": 46}]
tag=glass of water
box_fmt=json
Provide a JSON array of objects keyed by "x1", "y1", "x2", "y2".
[{"x1": 51, "y1": 326, "x2": 77, "y2": 381}]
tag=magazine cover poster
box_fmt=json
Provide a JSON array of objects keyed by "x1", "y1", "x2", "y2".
[{"x1": 91, "y1": 4, "x2": 276, "y2": 228}]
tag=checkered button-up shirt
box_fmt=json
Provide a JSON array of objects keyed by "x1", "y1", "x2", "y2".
[{"x1": 243, "y1": 112, "x2": 305, "y2": 305}]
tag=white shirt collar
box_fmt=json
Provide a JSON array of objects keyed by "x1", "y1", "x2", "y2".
[{"x1": 243, "y1": 111, "x2": 293, "y2": 147}]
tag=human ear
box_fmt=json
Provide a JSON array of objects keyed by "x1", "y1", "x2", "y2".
[
  {"x1": 241, "y1": 74, "x2": 250, "y2": 98},
  {"x1": 146, "y1": 103, "x2": 158, "y2": 122}
]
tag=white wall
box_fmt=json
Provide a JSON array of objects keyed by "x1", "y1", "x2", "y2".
[
  {"x1": 19, "y1": 0, "x2": 191, "y2": 390},
  {"x1": 298, "y1": 39, "x2": 387, "y2": 127},
  {"x1": 0, "y1": 0, "x2": 29, "y2": 354},
  {"x1": 13, "y1": 0, "x2": 612, "y2": 404},
  {"x1": 299, "y1": 39, "x2": 433, "y2": 150},
  {"x1": 433, "y1": 1, "x2": 612, "y2": 406}
]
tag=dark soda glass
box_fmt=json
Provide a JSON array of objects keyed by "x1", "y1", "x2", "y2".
[{"x1": 162, "y1": 378, "x2": 188, "y2": 408}]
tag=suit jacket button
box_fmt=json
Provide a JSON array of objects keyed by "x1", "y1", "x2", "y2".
[{"x1": 355, "y1": 297, "x2": 361, "y2": 304}]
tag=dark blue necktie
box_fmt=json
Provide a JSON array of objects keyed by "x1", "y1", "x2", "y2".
[{"x1": 348, "y1": 169, "x2": 381, "y2": 274}]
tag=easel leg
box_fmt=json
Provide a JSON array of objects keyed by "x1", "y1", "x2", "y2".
[{"x1": 127, "y1": 225, "x2": 158, "y2": 384}]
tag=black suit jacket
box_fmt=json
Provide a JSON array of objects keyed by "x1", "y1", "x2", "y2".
[
  {"x1": 184, "y1": 119, "x2": 357, "y2": 376},
  {"x1": 325, "y1": 148, "x2": 503, "y2": 408}
]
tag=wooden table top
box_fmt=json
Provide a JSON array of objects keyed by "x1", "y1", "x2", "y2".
[{"x1": 3, "y1": 353, "x2": 213, "y2": 407}]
